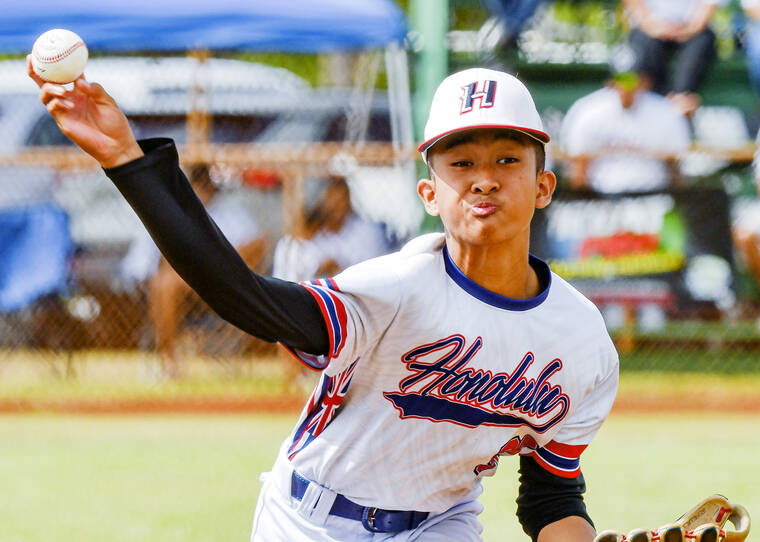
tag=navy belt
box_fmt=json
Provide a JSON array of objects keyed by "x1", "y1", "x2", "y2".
[{"x1": 290, "y1": 471, "x2": 429, "y2": 533}]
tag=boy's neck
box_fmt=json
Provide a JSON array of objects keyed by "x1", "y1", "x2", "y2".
[{"x1": 446, "y1": 236, "x2": 540, "y2": 300}]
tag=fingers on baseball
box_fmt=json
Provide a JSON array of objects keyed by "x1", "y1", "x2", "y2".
[
  {"x1": 40, "y1": 83, "x2": 75, "y2": 113},
  {"x1": 26, "y1": 55, "x2": 46, "y2": 87},
  {"x1": 76, "y1": 79, "x2": 115, "y2": 106},
  {"x1": 74, "y1": 76, "x2": 92, "y2": 93},
  {"x1": 45, "y1": 96, "x2": 75, "y2": 114},
  {"x1": 39, "y1": 83, "x2": 70, "y2": 106}
]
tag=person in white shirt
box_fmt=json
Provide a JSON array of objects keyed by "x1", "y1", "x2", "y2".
[
  {"x1": 560, "y1": 69, "x2": 691, "y2": 193},
  {"x1": 272, "y1": 175, "x2": 390, "y2": 282}
]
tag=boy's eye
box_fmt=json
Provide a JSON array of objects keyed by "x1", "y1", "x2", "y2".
[
  {"x1": 498, "y1": 157, "x2": 519, "y2": 164},
  {"x1": 450, "y1": 160, "x2": 473, "y2": 167}
]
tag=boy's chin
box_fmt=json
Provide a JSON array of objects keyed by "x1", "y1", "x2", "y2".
[{"x1": 452, "y1": 228, "x2": 510, "y2": 248}]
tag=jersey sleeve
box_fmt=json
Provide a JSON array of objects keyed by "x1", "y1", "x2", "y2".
[
  {"x1": 286, "y1": 257, "x2": 403, "y2": 376},
  {"x1": 526, "y1": 340, "x2": 619, "y2": 478}
]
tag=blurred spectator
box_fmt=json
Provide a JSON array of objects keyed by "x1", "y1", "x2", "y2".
[
  {"x1": 120, "y1": 164, "x2": 266, "y2": 376},
  {"x1": 623, "y1": 0, "x2": 726, "y2": 116},
  {"x1": 559, "y1": 68, "x2": 691, "y2": 193},
  {"x1": 272, "y1": 175, "x2": 390, "y2": 282},
  {"x1": 482, "y1": 0, "x2": 548, "y2": 50}
]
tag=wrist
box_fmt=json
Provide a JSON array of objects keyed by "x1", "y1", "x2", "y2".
[{"x1": 99, "y1": 142, "x2": 144, "y2": 169}]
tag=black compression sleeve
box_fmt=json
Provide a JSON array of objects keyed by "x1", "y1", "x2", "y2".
[
  {"x1": 104, "y1": 138, "x2": 329, "y2": 355},
  {"x1": 516, "y1": 455, "x2": 594, "y2": 542}
]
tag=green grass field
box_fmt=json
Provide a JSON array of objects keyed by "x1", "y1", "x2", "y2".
[
  {"x1": 1, "y1": 412, "x2": 757, "y2": 542},
  {"x1": 2, "y1": 348, "x2": 760, "y2": 408}
]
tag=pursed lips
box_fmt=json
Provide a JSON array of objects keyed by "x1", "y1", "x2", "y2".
[{"x1": 470, "y1": 201, "x2": 498, "y2": 217}]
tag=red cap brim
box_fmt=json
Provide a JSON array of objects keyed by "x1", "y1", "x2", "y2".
[{"x1": 418, "y1": 124, "x2": 550, "y2": 154}]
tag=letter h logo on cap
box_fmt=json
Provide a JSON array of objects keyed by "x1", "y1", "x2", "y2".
[{"x1": 460, "y1": 81, "x2": 496, "y2": 114}]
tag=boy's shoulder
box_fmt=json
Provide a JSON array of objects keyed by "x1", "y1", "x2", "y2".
[
  {"x1": 397, "y1": 232, "x2": 446, "y2": 257},
  {"x1": 545, "y1": 270, "x2": 611, "y2": 334},
  {"x1": 331, "y1": 232, "x2": 445, "y2": 290},
  {"x1": 543, "y1": 272, "x2": 619, "y2": 377},
  {"x1": 344, "y1": 232, "x2": 444, "y2": 272}
]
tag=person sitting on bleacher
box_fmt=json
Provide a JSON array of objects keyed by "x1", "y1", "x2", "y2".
[
  {"x1": 559, "y1": 61, "x2": 691, "y2": 193},
  {"x1": 623, "y1": 0, "x2": 726, "y2": 117},
  {"x1": 272, "y1": 175, "x2": 390, "y2": 282}
]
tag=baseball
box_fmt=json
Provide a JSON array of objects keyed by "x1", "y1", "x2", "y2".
[{"x1": 31, "y1": 29, "x2": 88, "y2": 84}]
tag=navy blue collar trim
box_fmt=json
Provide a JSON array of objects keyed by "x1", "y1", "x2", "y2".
[{"x1": 442, "y1": 246, "x2": 552, "y2": 311}]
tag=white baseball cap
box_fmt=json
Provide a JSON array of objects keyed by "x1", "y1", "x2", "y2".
[{"x1": 418, "y1": 68, "x2": 549, "y2": 162}]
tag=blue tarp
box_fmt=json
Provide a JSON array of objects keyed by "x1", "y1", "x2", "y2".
[
  {"x1": 1, "y1": 0, "x2": 407, "y2": 54},
  {"x1": 0, "y1": 205, "x2": 72, "y2": 313}
]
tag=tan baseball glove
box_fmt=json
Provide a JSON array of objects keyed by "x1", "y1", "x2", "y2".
[{"x1": 594, "y1": 494, "x2": 751, "y2": 542}]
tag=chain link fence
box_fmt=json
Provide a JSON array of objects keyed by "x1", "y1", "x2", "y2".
[{"x1": 0, "y1": 50, "x2": 759, "y2": 410}]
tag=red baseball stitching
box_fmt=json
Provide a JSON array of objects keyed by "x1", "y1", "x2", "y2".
[{"x1": 34, "y1": 41, "x2": 85, "y2": 64}]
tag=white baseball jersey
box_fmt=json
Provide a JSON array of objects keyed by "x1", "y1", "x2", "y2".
[{"x1": 276, "y1": 232, "x2": 619, "y2": 514}]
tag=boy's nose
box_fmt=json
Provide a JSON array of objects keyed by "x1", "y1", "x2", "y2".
[{"x1": 472, "y1": 174, "x2": 500, "y2": 194}]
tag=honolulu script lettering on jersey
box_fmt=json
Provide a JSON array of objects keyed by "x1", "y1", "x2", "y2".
[{"x1": 383, "y1": 335, "x2": 570, "y2": 431}]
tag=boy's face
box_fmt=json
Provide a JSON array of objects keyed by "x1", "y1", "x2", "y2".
[{"x1": 417, "y1": 128, "x2": 555, "y2": 248}]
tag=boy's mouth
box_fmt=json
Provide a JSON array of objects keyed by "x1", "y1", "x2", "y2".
[{"x1": 471, "y1": 202, "x2": 498, "y2": 217}]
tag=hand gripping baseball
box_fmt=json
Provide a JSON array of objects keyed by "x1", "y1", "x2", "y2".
[
  {"x1": 594, "y1": 495, "x2": 751, "y2": 542},
  {"x1": 27, "y1": 56, "x2": 143, "y2": 169}
]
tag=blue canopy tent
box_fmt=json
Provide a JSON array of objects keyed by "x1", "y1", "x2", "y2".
[
  {"x1": 1, "y1": 0, "x2": 407, "y2": 53},
  {"x1": 0, "y1": 0, "x2": 413, "y2": 147}
]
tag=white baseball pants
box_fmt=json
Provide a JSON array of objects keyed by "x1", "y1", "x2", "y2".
[{"x1": 250, "y1": 466, "x2": 484, "y2": 542}]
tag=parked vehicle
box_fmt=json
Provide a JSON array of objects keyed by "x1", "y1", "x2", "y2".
[{"x1": 0, "y1": 57, "x2": 396, "y2": 246}]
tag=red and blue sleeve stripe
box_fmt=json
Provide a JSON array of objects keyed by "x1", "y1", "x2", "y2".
[
  {"x1": 300, "y1": 279, "x2": 348, "y2": 361},
  {"x1": 530, "y1": 441, "x2": 587, "y2": 478}
]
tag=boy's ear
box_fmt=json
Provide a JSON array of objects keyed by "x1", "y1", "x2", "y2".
[
  {"x1": 417, "y1": 177, "x2": 440, "y2": 216},
  {"x1": 535, "y1": 170, "x2": 556, "y2": 209}
]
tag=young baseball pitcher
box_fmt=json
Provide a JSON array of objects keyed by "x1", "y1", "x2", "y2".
[{"x1": 30, "y1": 61, "x2": 619, "y2": 541}]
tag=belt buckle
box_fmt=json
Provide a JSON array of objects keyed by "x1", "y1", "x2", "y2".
[{"x1": 361, "y1": 507, "x2": 382, "y2": 533}]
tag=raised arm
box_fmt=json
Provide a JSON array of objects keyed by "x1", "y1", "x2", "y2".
[{"x1": 29, "y1": 58, "x2": 329, "y2": 357}]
